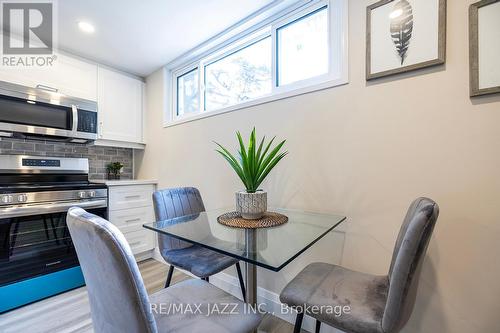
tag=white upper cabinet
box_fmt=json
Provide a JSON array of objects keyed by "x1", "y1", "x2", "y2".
[
  {"x1": 0, "y1": 45, "x2": 145, "y2": 148},
  {"x1": 97, "y1": 66, "x2": 144, "y2": 146},
  {"x1": 0, "y1": 52, "x2": 98, "y2": 101}
]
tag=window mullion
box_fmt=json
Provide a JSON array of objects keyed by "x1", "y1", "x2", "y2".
[
  {"x1": 172, "y1": 72, "x2": 178, "y2": 121},
  {"x1": 271, "y1": 24, "x2": 278, "y2": 94},
  {"x1": 199, "y1": 62, "x2": 205, "y2": 113}
]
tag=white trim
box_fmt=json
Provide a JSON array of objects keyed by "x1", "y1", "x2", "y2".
[
  {"x1": 93, "y1": 139, "x2": 145, "y2": 150},
  {"x1": 163, "y1": 0, "x2": 348, "y2": 127},
  {"x1": 164, "y1": 78, "x2": 347, "y2": 127}
]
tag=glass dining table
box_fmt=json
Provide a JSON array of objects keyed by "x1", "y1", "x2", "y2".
[{"x1": 143, "y1": 207, "x2": 346, "y2": 306}]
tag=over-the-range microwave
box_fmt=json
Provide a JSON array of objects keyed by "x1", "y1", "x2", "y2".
[{"x1": 0, "y1": 80, "x2": 97, "y2": 143}]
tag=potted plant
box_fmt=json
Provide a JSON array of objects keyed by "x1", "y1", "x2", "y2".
[
  {"x1": 215, "y1": 128, "x2": 287, "y2": 220},
  {"x1": 106, "y1": 162, "x2": 124, "y2": 180}
]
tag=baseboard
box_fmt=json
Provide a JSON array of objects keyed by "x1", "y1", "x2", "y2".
[
  {"x1": 150, "y1": 251, "x2": 342, "y2": 333},
  {"x1": 209, "y1": 271, "x2": 342, "y2": 333},
  {"x1": 135, "y1": 249, "x2": 155, "y2": 262}
]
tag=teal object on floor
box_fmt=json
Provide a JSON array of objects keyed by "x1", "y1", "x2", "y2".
[{"x1": 0, "y1": 266, "x2": 85, "y2": 313}]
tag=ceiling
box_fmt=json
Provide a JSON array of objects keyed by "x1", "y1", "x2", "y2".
[{"x1": 56, "y1": 0, "x2": 275, "y2": 77}]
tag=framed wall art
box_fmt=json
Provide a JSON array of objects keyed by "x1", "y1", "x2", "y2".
[
  {"x1": 366, "y1": 0, "x2": 446, "y2": 80},
  {"x1": 469, "y1": 0, "x2": 500, "y2": 97}
]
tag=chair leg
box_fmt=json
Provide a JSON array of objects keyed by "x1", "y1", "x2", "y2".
[
  {"x1": 165, "y1": 265, "x2": 174, "y2": 288},
  {"x1": 294, "y1": 312, "x2": 304, "y2": 333},
  {"x1": 315, "y1": 320, "x2": 321, "y2": 333},
  {"x1": 235, "y1": 263, "x2": 246, "y2": 302}
]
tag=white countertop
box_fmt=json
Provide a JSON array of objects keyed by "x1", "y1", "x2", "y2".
[{"x1": 93, "y1": 179, "x2": 158, "y2": 186}]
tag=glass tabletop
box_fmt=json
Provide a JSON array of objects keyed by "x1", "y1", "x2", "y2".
[{"x1": 143, "y1": 208, "x2": 346, "y2": 272}]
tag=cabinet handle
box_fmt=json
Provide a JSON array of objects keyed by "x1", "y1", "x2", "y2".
[
  {"x1": 129, "y1": 241, "x2": 142, "y2": 246},
  {"x1": 125, "y1": 195, "x2": 141, "y2": 199},
  {"x1": 125, "y1": 218, "x2": 141, "y2": 223},
  {"x1": 99, "y1": 121, "x2": 103, "y2": 138},
  {"x1": 36, "y1": 84, "x2": 58, "y2": 93}
]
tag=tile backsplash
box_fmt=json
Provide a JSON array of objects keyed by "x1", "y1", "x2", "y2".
[{"x1": 0, "y1": 137, "x2": 133, "y2": 180}]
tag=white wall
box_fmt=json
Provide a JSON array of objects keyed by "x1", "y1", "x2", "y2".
[{"x1": 135, "y1": 0, "x2": 500, "y2": 332}]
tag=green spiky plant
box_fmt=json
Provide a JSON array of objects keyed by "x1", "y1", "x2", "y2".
[{"x1": 215, "y1": 128, "x2": 288, "y2": 193}]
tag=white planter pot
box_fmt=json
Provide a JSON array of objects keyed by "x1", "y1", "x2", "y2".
[{"x1": 235, "y1": 190, "x2": 267, "y2": 220}]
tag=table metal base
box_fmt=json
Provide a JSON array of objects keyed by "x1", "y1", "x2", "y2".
[
  {"x1": 245, "y1": 262, "x2": 257, "y2": 305},
  {"x1": 245, "y1": 229, "x2": 257, "y2": 306}
]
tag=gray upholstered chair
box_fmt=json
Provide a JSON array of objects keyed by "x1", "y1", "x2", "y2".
[
  {"x1": 152, "y1": 187, "x2": 246, "y2": 300},
  {"x1": 280, "y1": 197, "x2": 439, "y2": 333},
  {"x1": 67, "y1": 207, "x2": 261, "y2": 333}
]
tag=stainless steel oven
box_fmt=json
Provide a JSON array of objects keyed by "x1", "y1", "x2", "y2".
[
  {"x1": 0, "y1": 81, "x2": 97, "y2": 143},
  {"x1": 0, "y1": 155, "x2": 108, "y2": 313}
]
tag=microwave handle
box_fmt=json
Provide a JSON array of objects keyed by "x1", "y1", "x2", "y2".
[{"x1": 71, "y1": 105, "x2": 78, "y2": 133}]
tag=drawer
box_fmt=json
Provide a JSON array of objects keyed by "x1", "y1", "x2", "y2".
[
  {"x1": 109, "y1": 206, "x2": 154, "y2": 234},
  {"x1": 123, "y1": 229, "x2": 155, "y2": 255},
  {"x1": 108, "y1": 185, "x2": 154, "y2": 211}
]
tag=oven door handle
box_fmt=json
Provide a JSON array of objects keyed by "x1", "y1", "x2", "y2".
[{"x1": 0, "y1": 200, "x2": 107, "y2": 218}]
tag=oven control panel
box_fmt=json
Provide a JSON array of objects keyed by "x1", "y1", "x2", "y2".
[{"x1": 22, "y1": 159, "x2": 61, "y2": 167}]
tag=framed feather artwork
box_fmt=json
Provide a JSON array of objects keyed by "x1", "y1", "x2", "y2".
[
  {"x1": 366, "y1": 0, "x2": 446, "y2": 80},
  {"x1": 469, "y1": 0, "x2": 500, "y2": 97}
]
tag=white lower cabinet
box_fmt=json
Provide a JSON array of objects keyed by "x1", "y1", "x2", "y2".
[
  {"x1": 107, "y1": 183, "x2": 156, "y2": 259},
  {"x1": 122, "y1": 229, "x2": 155, "y2": 256}
]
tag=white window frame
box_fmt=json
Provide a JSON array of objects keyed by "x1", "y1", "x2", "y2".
[
  {"x1": 165, "y1": 0, "x2": 348, "y2": 127},
  {"x1": 175, "y1": 66, "x2": 199, "y2": 117}
]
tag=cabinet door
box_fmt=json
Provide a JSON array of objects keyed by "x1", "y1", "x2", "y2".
[
  {"x1": 108, "y1": 185, "x2": 154, "y2": 211},
  {"x1": 98, "y1": 67, "x2": 143, "y2": 143},
  {"x1": 0, "y1": 51, "x2": 97, "y2": 101},
  {"x1": 49, "y1": 54, "x2": 98, "y2": 101}
]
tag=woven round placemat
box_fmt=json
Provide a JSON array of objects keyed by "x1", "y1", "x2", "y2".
[{"x1": 217, "y1": 211, "x2": 288, "y2": 229}]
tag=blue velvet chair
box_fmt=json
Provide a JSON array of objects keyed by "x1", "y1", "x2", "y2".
[
  {"x1": 280, "y1": 197, "x2": 439, "y2": 333},
  {"x1": 152, "y1": 187, "x2": 246, "y2": 301}
]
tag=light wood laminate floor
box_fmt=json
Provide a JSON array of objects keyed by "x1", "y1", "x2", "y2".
[{"x1": 0, "y1": 259, "x2": 301, "y2": 333}]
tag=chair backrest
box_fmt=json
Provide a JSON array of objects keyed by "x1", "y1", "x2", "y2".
[
  {"x1": 67, "y1": 208, "x2": 157, "y2": 333},
  {"x1": 152, "y1": 187, "x2": 206, "y2": 252},
  {"x1": 382, "y1": 197, "x2": 439, "y2": 333}
]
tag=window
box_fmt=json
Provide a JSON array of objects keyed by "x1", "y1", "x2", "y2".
[
  {"x1": 177, "y1": 68, "x2": 199, "y2": 116},
  {"x1": 205, "y1": 37, "x2": 272, "y2": 111},
  {"x1": 277, "y1": 7, "x2": 329, "y2": 86},
  {"x1": 167, "y1": 0, "x2": 347, "y2": 125}
]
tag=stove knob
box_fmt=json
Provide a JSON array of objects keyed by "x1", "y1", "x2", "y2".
[
  {"x1": 78, "y1": 191, "x2": 87, "y2": 199},
  {"x1": 17, "y1": 194, "x2": 28, "y2": 203},
  {"x1": 1, "y1": 195, "x2": 13, "y2": 204},
  {"x1": 87, "y1": 191, "x2": 96, "y2": 198}
]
